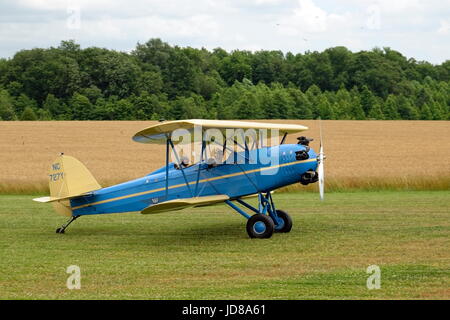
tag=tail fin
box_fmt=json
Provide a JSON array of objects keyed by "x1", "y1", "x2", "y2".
[{"x1": 33, "y1": 154, "x2": 101, "y2": 216}]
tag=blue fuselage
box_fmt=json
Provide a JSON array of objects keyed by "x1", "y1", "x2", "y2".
[{"x1": 71, "y1": 144, "x2": 318, "y2": 215}]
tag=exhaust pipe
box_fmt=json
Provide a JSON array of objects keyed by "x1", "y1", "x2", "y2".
[{"x1": 300, "y1": 170, "x2": 318, "y2": 185}]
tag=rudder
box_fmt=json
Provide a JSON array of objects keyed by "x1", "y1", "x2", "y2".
[{"x1": 47, "y1": 154, "x2": 101, "y2": 216}]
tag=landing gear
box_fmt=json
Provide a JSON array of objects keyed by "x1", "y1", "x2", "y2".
[
  {"x1": 246, "y1": 214, "x2": 275, "y2": 239},
  {"x1": 56, "y1": 215, "x2": 80, "y2": 234},
  {"x1": 225, "y1": 191, "x2": 292, "y2": 239},
  {"x1": 273, "y1": 210, "x2": 292, "y2": 233}
]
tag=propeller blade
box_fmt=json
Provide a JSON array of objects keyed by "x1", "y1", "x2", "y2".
[
  {"x1": 318, "y1": 144, "x2": 324, "y2": 201},
  {"x1": 318, "y1": 119, "x2": 325, "y2": 201}
]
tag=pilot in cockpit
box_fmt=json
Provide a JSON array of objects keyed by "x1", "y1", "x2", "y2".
[
  {"x1": 175, "y1": 156, "x2": 191, "y2": 170},
  {"x1": 206, "y1": 148, "x2": 223, "y2": 168}
]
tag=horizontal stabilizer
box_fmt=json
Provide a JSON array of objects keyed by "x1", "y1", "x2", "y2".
[
  {"x1": 33, "y1": 193, "x2": 92, "y2": 203},
  {"x1": 33, "y1": 196, "x2": 55, "y2": 203},
  {"x1": 141, "y1": 195, "x2": 229, "y2": 215}
]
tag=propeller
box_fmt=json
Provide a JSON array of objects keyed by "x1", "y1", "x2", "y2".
[{"x1": 317, "y1": 120, "x2": 325, "y2": 201}]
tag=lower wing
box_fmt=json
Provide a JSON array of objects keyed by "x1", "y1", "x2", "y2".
[{"x1": 141, "y1": 195, "x2": 229, "y2": 214}]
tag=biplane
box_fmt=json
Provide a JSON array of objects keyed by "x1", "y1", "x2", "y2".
[{"x1": 33, "y1": 120, "x2": 325, "y2": 238}]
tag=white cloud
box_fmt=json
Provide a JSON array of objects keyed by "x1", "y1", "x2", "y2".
[
  {"x1": 0, "y1": 0, "x2": 449, "y2": 64},
  {"x1": 372, "y1": 0, "x2": 423, "y2": 13},
  {"x1": 437, "y1": 19, "x2": 450, "y2": 35},
  {"x1": 280, "y1": 0, "x2": 330, "y2": 34}
]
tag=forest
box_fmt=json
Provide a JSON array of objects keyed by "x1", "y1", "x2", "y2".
[{"x1": 0, "y1": 39, "x2": 449, "y2": 121}]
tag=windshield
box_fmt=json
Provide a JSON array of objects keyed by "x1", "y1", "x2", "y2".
[{"x1": 170, "y1": 128, "x2": 283, "y2": 166}]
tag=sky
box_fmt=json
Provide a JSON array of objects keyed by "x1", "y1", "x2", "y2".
[{"x1": 0, "y1": 0, "x2": 449, "y2": 64}]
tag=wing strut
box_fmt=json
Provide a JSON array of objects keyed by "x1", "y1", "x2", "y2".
[
  {"x1": 168, "y1": 139, "x2": 193, "y2": 197},
  {"x1": 280, "y1": 132, "x2": 288, "y2": 145},
  {"x1": 194, "y1": 139, "x2": 206, "y2": 196},
  {"x1": 165, "y1": 137, "x2": 170, "y2": 200},
  {"x1": 164, "y1": 136, "x2": 195, "y2": 200}
]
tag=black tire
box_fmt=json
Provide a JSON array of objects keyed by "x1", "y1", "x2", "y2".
[
  {"x1": 246, "y1": 214, "x2": 275, "y2": 239},
  {"x1": 56, "y1": 228, "x2": 65, "y2": 234},
  {"x1": 273, "y1": 210, "x2": 293, "y2": 233}
]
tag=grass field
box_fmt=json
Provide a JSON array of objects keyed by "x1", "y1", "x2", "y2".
[
  {"x1": 1, "y1": 120, "x2": 449, "y2": 300},
  {"x1": 1, "y1": 191, "x2": 449, "y2": 300},
  {"x1": 0, "y1": 120, "x2": 449, "y2": 193}
]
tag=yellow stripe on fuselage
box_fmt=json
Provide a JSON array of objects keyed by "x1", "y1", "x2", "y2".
[{"x1": 72, "y1": 158, "x2": 317, "y2": 210}]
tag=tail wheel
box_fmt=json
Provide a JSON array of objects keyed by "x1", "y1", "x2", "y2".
[
  {"x1": 246, "y1": 214, "x2": 275, "y2": 239},
  {"x1": 274, "y1": 210, "x2": 293, "y2": 233}
]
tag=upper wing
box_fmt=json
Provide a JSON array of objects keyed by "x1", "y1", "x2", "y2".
[
  {"x1": 132, "y1": 119, "x2": 308, "y2": 144},
  {"x1": 141, "y1": 195, "x2": 229, "y2": 214}
]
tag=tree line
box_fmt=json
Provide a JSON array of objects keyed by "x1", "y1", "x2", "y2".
[{"x1": 0, "y1": 39, "x2": 448, "y2": 121}]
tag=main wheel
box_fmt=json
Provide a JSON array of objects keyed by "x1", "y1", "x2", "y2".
[
  {"x1": 273, "y1": 210, "x2": 293, "y2": 233},
  {"x1": 246, "y1": 214, "x2": 275, "y2": 239},
  {"x1": 56, "y1": 228, "x2": 65, "y2": 234}
]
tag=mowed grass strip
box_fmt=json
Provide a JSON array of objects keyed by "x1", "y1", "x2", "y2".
[{"x1": 0, "y1": 191, "x2": 449, "y2": 299}]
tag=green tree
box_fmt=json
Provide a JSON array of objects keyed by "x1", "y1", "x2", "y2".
[
  {"x1": 58, "y1": 40, "x2": 81, "y2": 54},
  {"x1": 97, "y1": 51, "x2": 140, "y2": 98},
  {"x1": 287, "y1": 88, "x2": 313, "y2": 119},
  {"x1": 20, "y1": 106, "x2": 38, "y2": 120},
  {"x1": 133, "y1": 92, "x2": 160, "y2": 119},
  {"x1": 6, "y1": 81, "x2": 23, "y2": 97},
  {"x1": 285, "y1": 53, "x2": 314, "y2": 91},
  {"x1": 317, "y1": 96, "x2": 335, "y2": 119},
  {"x1": 93, "y1": 97, "x2": 135, "y2": 120},
  {"x1": 368, "y1": 101, "x2": 384, "y2": 119},
  {"x1": 1, "y1": 40, "x2": 448, "y2": 120},
  {"x1": 360, "y1": 85, "x2": 377, "y2": 116},
  {"x1": 251, "y1": 50, "x2": 286, "y2": 84},
  {"x1": 334, "y1": 87, "x2": 353, "y2": 119},
  {"x1": 183, "y1": 95, "x2": 208, "y2": 119},
  {"x1": 270, "y1": 85, "x2": 294, "y2": 119},
  {"x1": 13, "y1": 93, "x2": 37, "y2": 115},
  {"x1": 349, "y1": 49, "x2": 403, "y2": 98},
  {"x1": 0, "y1": 58, "x2": 8, "y2": 86},
  {"x1": 36, "y1": 108, "x2": 53, "y2": 120},
  {"x1": 170, "y1": 95, "x2": 207, "y2": 119},
  {"x1": 132, "y1": 38, "x2": 173, "y2": 70},
  {"x1": 419, "y1": 103, "x2": 433, "y2": 120},
  {"x1": 80, "y1": 86, "x2": 103, "y2": 104},
  {"x1": 325, "y1": 47, "x2": 353, "y2": 90},
  {"x1": 163, "y1": 49, "x2": 199, "y2": 98},
  {"x1": 70, "y1": 93, "x2": 93, "y2": 120},
  {"x1": 219, "y1": 51, "x2": 253, "y2": 85},
  {"x1": 306, "y1": 51, "x2": 334, "y2": 91},
  {"x1": 7, "y1": 47, "x2": 82, "y2": 103},
  {"x1": 114, "y1": 99, "x2": 135, "y2": 120},
  {"x1": 196, "y1": 71, "x2": 223, "y2": 100},
  {"x1": 429, "y1": 101, "x2": 446, "y2": 120},
  {"x1": 43, "y1": 94, "x2": 71, "y2": 119},
  {"x1": 0, "y1": 90, "x2": 17, "y2": 120},
  {"x1": 349, "y1": 87, "x2": 366, "y2": 120},
  {"x1": 137, "y1": 71, "x2": 164, "y2": 94},
  {"x1": 383, "y1": 95, "x2": 401, "y2": 119},
  {"x1": 305, "y1": 85, "x2": 322, "y2": 118},
  {"x1": 234, "y1": 91, "x2": 262, "y2": 119},
  {"x1": 397, "y1": 96, "x2": 419, "y2": 120}
]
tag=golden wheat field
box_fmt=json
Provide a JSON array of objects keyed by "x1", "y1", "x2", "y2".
[{"x1": 0, "y1": 120, "x2": 449, "y2": 193}]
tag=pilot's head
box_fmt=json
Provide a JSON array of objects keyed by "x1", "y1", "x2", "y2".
[{"x1": 180, "y1": 156, "x2": 190, "y2": 167}]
